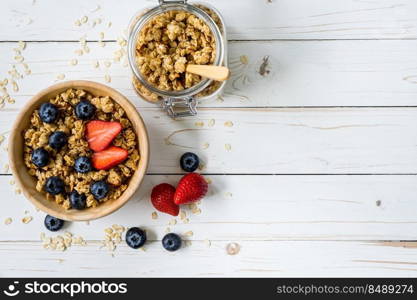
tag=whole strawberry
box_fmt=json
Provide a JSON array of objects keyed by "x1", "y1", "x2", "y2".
[
  {"x1": 174, "y1": 173, "x2": 208, "y2": 205},
  {"x1": 151, "y1": 183, "x2": 179, "y2": 216}
]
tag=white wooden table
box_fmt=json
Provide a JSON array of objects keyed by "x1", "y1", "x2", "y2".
[{"x1": 1, "y1": 0, "x2": 417, "y2": 277}]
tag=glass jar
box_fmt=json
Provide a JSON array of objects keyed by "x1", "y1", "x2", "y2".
[{"x1": 127, "y1": 0, "x2": 228, "y2": 118}]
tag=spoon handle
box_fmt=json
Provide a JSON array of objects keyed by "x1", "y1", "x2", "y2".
[{"x1": 186, "y1": 65, "x2": 230, "y2": 82}]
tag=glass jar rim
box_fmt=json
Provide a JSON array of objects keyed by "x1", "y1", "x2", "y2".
[{"x1": 127, "y1": 2, "x2": 224, "y2": 98}]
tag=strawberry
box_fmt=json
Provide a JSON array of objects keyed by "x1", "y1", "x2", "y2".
[
  {"x1": 92, "y1": 146, "x2": 128, "y2": 170},
  {"x1": 151, "y1": 183, "x2": 179, "y2": 216},
  {"x1": 86, "y1": 120, "x2": 122, "y2": 152},
  {"x1": 174, "y1": 173, "x2": 208, "y2": 205}
]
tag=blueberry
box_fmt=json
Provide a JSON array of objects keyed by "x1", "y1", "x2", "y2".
[
  {"x1": 90, "y1": 180, "x2": 109, "y2": 200},
  {"x1": 75, "y1": 100, "x2": 96, "y2": 120},
  {"x1": 31, "y1": 148, "x2": 49, "y2": 168},
  {"x1": 38, "y1": 102, "x2": 59, "y2": 123},
  {"x1": 162, "y1": 233, "x2": 182, "y2": 252},
  {"x1": 69, "y1": 190, "x2": 87, "y2": 210},
  {"x1": 125, "y1": 227, "x2": 147, "y2": 249},
  {"x1": 74, "y1": 156, "x2": 92, "y2": 173},
  {"x1": 44, "y1": 215, "x2": 64, "y2": 232},
  {"x1": 45, "y1": 176, "x2": 65, "y2": 195},
  {"x1": 180, "y1": 152, "x2": 199, "y2": 172},
  {"x1": 48, "y1": 131, "x2": 67, "y2": 150}
]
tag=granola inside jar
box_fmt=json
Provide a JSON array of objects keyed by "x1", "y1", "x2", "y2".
[{"x1": 128, "y1": 1, "x2": 227, "y2": 117}]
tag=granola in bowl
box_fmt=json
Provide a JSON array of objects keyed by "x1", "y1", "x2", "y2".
[{"x1": 23, "y1": 88, "x2": 140, "y2": 210}]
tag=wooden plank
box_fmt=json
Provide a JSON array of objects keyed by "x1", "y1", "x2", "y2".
[
  {"x1": 2, "y1": 40, "x2": 417, "y2": 108},
  {"x1": 2, "y1": 240, "x2": 417, "y2": 277},
  {"x1": 2, "y1": 175, "x2": 417, "y2": 241},
  {"x1": 1, "y1": 107, "x2": 417, "y2": 174},
  {"x1": 2, "y1": 0, "x2": 417, "y2": 40}
]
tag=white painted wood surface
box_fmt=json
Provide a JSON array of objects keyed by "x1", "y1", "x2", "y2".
[{"x1": 1, "y1": 0, "x2": 417, "y2": 277}]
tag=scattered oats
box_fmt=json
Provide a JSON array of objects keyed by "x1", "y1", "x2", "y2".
[
  {"x1": 12, "y1": 80, "x2": 19, "y2": 93},
  {"x1": 140, "y1": 247, "x2": 146, "y2": 252},
  {"x1": 104, "y1": 228, "x2": 113, "y2": 235},
  {"x1": 98, "y1": 41, "x2": 106, "y2": 48},
  {"x1": 104, "y1": 74, "x2": 111, "y2": 83},
  {"x1": 95, "y1": 18, "x2": 102, "y2": 24},
  {"x1": 202, "y1": 142, "x2": 209, "y2": 149},
  {"x1": 7, "y1": 97, "x2": 15, "y2": 104},
  {"x1": 69, "y1": 59, "x2": 78, "y2": 66},
  {"x1": 24, "y1": 69, "x2": 32, "y2": 75},
  {"x1": 169, "y1": 218, "x2": 177, "y2": 226},
  {"x1": 107, "y1": 21, "x2": 112, "y2": 28},
  {"x1": 18, "y1": 41, "x2": 26, "y2": 50},
  {"x1": 14, "y1": 55, "x2": 24, "y2": 63},
  {"x1": 195, "y1": 121, "x2": 204, "y2": 127},
  {"x1": 185, "y1": 240, "x2": 192, "y2": 247},
  {"x1": 192, "y1": 207, "x2": 201, "y2": 215},
  {"x1": 9, "y1": 179, "x2": 15, "y2": 185},
  {"x1": 226, "y1": 242, "x2": 240, "y2": 255},
  {"x1": 179, "y1": 210, "x2": 186, "y2": 220},
  {"x1": 0, "y1": 135, "x2": 4, "y2": 144},
  {"x1": 22, "y1": 216, "x2": 33, "y2": 224},
  {"x1": 83, "y1": 46, "x2": 90, "y2": 54},
  {"x1": 151, "y1": 211, "x2": 158, "y2": 219},
  {"x1": 74, "y1": 49, "x2": 84, "y2": 56},
  {"x1": 112, "y1": 224, "x2": 125, "y2": 232},
  {"x1": 240, "y1": 55, "x2": 249, "y2": 65},
  {"x1": 183, "y1": 218, "x2": 189, "y2": 224},
  {"x1": 99, "y1": 32, "x2": 105, "y2": 40},
  {"x1": 79, "y1": 37, "x2": 86, "y2": 46},
  {"x1": 81, "y1": 16, "x2": 88, "y2": 24},
  {"x1": 15, "y1": 188, "x2": 22, "y2": 194},
  {"x1": 4, "y1": 217, "x2": 12, "y2": 225},
  {"x1": 224, "y1": 121, "x2": 234, "y2": 127},
  {"x1": 40, "y1": 232, "x2": 46, "y2": 241},
  {"x1": 225, "y1": 192, "x2": 233, "y2": 198},
  {"x1": 92, "y1": 60, "x2": 99, "y2": 68},
  {"x1": 104, "y1": 61, "x2": 111, "y2": 68},
  {"x1": 56, "y1": 74, "x2": 65, "y2": 80},
  {"x1": 208, "y1": 119, "x2": 215, "y2": 127},
  {"x1": 3, "y1": 164, "x2": 9, "y2": 173},
  {"x1": 204, "y1": 239, "x2": 211, "y2": 247},
  {"x1": 225, "y1": 143, "x2": 232, "y2": 151},
  {"x1": 205, "y1": 178, "x2": 212, "y2": 184},
  {"x1": 183, "y1": 230, "x2": 193, "y2": 237},
  {"x1": 74, "y1": 19, "x2": 81, "y2": 26},
  {"x1": 165, "y1": 227, "x2": 171, "y2": 233}
]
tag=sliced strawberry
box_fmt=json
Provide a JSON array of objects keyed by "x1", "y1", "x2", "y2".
[
  {"x1": 174, "y1": 173, "x2": 208, "y2": 205},
  {"x1": 92, "y1": 146, "x2": 128, "y2": 170},
  {"x1": 151, "y1": 183, "x2": 179, "y2": 216},
  {"x1": 86, "y1": 120, "x2": 122, "y2": 152}
]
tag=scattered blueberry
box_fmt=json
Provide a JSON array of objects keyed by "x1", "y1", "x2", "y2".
[
  {"x1": 31, "y1": 148, "x2": 49, "y2": 168},
  {"x1": 75, "y1": 100, "x2": 96, "y2": 120},
  {"x1": 125, "y1": 227, "x2": 147, "y2": 249},
  {"x1": 44, "y1": 215, "x2": 64, "y2": 232},
  {"x1": 90, "y1": 180, "x2": 109, "y2": 200},
  {"x1": 69, "y1": 190, "x2": 86, "y2": 210},
  {"x1": 38, "y1": 102, "x2": 59, "y2": 123},
  {"x1": 180, "y1": 152, "x2": 199, "y2": 172},
  {"x1": 48, "y1": 131, "x2": 67, "y2": 150},
  {"x1": 45, "y1": 176, "x2": 65, "y2": 195},
  {"x1": 74, "y1": 156, "x2": 92, "y2": 173},
  {"x1": 162, "y1": 233, "x2": 182, "y2": 252}
]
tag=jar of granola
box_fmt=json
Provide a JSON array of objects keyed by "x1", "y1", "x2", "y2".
[{"x1": 127, "y1": 0, "x2": 228, "y2": 118}]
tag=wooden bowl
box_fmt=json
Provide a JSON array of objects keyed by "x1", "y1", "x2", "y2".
[{"x1": 8, "y1": 80, "x2": 149, "y2": 221}]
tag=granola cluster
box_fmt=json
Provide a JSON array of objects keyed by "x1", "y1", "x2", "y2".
[{"x1": 23, "y1": 89, "x2": 140, "y2": 209}]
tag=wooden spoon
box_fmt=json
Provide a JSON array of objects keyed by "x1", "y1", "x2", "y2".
[{"x1": 186, "y1": 65, "x2": 230, "y2": 81}]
